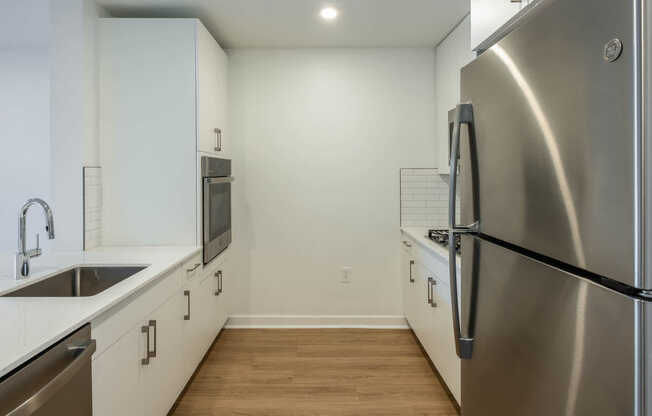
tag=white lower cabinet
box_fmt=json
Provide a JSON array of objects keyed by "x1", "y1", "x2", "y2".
[
  {"x1": 400, "y1": 240, "x2": 416, "y2": 326},
  {"x1": 92, "y1": 324, "x2": 144, "y2": 416},
  {"x1": 208, "y1": 261, "x2": 228, "y2": 339},
  {"x1": 92, "y1": 251, "x2": 231, "y2": 416},
  {"x1": 142, "y1": 292, "x2": 186, "y2": 416},
  {"x1": 184, "y1": 273, "x2": 213, "y2": 369},
  {"x1": 400, "y1": 236, "x2": 461, "y2": 404}
]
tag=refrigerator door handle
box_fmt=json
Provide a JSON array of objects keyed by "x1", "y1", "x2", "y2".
[{"x1": 449, "y1": 103, "x2": 478, "y2": 360}]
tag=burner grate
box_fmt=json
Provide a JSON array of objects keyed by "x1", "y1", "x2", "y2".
[{"x1": 427, "y1": 229, "x2": 461, "y2": 253}]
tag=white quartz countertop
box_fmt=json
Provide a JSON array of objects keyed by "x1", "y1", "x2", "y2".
[
  {"x1": 0, "y1": 246, "x2": 200, "y2": 378},
  {"x1": 401, "y1": 227, "x2": 461, "y2": 267}
]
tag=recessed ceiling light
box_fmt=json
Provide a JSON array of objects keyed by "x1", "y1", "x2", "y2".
[{"x1": 320, "y1": 7, "x2": 338, "y2": 21}]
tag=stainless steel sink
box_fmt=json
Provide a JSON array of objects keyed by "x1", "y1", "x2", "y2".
[{"x1": 2, "y1": 266, "x2": 147, "y2": 297}]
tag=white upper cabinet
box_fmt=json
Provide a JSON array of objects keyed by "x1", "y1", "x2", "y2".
[
  {"x1": 435, "y1": 15, "x2": 474, "y2": 173},
  {"x1": 470, "y1": 0, "x2": 530, "y2": 51},
  {"x1": 196, "y1": 23, "x2": 229, "y2": 156}
]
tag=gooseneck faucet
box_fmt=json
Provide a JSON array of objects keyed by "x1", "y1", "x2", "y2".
[{"x1": 15, "y1": 198, "x2": 55, "y2": 279}]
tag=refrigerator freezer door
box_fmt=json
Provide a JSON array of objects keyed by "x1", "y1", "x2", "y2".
[
  {"x1": 459, "y1": 0, "x2": 641, "y2": 288},
  {"x1": 460, "y1": 235, "x2": 637, "y2": 416}
]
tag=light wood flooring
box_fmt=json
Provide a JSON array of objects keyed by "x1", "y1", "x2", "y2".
[{"x1": 170, "y1": 329, "x2": 459, "y2": 416}]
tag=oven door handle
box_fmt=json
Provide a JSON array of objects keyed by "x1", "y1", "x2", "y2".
[{"x1": 205, "y1": 177, "x2": 234, "y2": 184}]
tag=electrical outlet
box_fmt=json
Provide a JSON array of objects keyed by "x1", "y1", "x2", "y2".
[{"x1": 341, "y1": 266, "x2": 352, "y2": 284}]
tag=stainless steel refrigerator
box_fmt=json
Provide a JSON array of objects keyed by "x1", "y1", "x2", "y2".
[{"x1": 447, "y1": 0, "x2": 651, "y2": 414}]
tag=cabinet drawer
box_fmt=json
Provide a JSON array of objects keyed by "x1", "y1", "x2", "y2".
[
  {"x1": 92, "y1": 266, "x2": 183, "y2": 359},
  {"x1": 404, "y1": 234, "x2": 458, "y2": 289}
]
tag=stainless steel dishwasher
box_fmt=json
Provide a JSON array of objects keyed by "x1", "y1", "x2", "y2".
[{"x1": 0, "y1": 324, "x2": 96, "y2": 416}]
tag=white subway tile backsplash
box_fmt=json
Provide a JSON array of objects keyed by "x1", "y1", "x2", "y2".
[
  {"x1": 400, "y1": 168, "x2": 459, "y2": 229},
  {"x1": 83, "y1": 167, "x2": 102, "y2": 250}
]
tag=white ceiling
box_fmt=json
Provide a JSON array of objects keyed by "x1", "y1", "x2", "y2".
[{"x1": 97, "y1": 0, "x2": 470, "y2": 49}]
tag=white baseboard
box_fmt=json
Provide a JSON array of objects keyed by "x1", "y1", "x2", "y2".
[{"x1": 225, "y1": 315, "x2": 409, "y2": 329}]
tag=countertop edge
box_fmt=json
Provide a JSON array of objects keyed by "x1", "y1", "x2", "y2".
[
  {"x1": 400, "y1": 227, "x2": 462, "y2": 268},
  {"x1": 0, "y1": 246, "x2": 201, "y2": 378}
]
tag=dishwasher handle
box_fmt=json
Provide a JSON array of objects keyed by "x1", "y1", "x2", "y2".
[{"x1": 7, "y1": 339, "x2": 96, "y2": 416}]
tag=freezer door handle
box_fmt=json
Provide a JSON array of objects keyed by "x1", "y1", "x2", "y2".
[{"x1": 449, "y1": 103, "x2": 478, "y2": 360}]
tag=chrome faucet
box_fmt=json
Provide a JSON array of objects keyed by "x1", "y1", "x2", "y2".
[{"x1": 15, "y1": 198, "x2": 55, "y2": 279}]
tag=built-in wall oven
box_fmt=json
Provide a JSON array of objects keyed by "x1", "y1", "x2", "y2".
[{"x1": 201, "y1": 157, "x2": 232, "y2": 265}]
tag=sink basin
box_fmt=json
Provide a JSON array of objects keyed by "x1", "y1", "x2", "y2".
[{"x1": 2, "y1": 266, "x2": 147, "y2": 297}]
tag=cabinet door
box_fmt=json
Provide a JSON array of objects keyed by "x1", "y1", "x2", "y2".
[
  {"x1": 430, "y1": 280, "x2": 461, "y2": 403},
  {"x1": 141, "y1": 293, "x2": 186, "y2": 416},
  {"x1": 214, "y1": 263, "x2": 228, "y2": 332},
  {"x1": 197, "y1": 272, "x2": 217, "y2": 351},
  {"x1": 196, "y1": 21, "x2": 228, "y2": 156},
  {"x1": 400, "y1": 241, "x2": 416, "y2": 326},
  {"x1": 470, "y1": 0, "x2": 526, "y2": 51},
  {"x1": 180, "y1": 277, "x2": 212, "y2": 378},
  {"x1": 409, "y1": 263, "x2": 431, "y2": 349},
  {"x1": 435, "y1": 16, "x2": 474, "y2": 172},
  {"x1": 92, "y1": 324, "x2": 144, "y2": 416},
  {"x1": 416, "y1": 266, "x2": 438, "y2": 361}
]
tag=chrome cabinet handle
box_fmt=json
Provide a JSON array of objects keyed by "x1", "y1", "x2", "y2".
[
  {"x1": 149, "y1": 320, "x2": 157, "y2": 358},
  {"x1": 141, "y1": 325, "x2": 150, "y2": 365},
  {"x1": 214, "y1": 270, "x2": 223, "y2": 296},
  {"x1": 449, "y1": 103, "x2": 479, "y2": 360},
  {"x1": 214, "y1": 128, "x2": 222, "y2": 152},
  {"x1": 186, "y1": 263, "x2": 201, "y2": 273},
  {"x1": 7, "y1": 339, "x2": 97, "y2": 416},
  {"x1": 402, "y1": 240, "x2": 412, "y2": 248},
  {"x1": 428, "y1": 278, "x2": 437, "y2": 308},
  {"x1": 409, "y1": 260, "x2": 415, "y2": 283},
  {"x1": 184, "y1": 290, "x2": 191, "y2": 320}
]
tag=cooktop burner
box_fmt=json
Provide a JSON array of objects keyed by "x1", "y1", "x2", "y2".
[{"x1": 427, "y1": 229, "x2": 461, "y2": 254}]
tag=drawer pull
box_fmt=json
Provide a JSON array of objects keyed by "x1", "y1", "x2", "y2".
[
  {"x1": 214, "y1": 270, "x2": 223, "y2": 296},
  {"x1": 427, "y1": 277, "x2": 437, "y2": 308},
  {"x1": 409, "y1": 260, "x2": 415, "y2": 283},
  {"x1": 141, "y1": 325, "x2": 150, "y2": 365},
  {"x1": 184, "y1": 290, "x2": 191, "y2": 320},
  {"x1": 402, "y1": 241, "x2": 412, "y2": 248},
  {"x1": 149, "y1": 320, "x2": 157, "y2": 358}
]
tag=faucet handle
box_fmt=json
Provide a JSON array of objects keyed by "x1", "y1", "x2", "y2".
[{"x1": 28, "y1": 233, "x2": 42, "y2": 258}]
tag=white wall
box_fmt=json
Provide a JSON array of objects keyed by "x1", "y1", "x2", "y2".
[
  {"x1": 0, "y1": 1, "x2": 51, "y2": 254},
  {"x1": 0, "y1": 0, "x2": 107, "y2": 260},
  {"x1": 51, "y1": 0, "x2": 107, "y2": 251},
  {"x1": 228, "y1": 49, "x2": 437, "y2": 322}
]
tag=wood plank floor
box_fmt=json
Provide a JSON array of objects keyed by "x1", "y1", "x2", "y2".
[{"x1": 171, "y1": 329, "x2": 459, "y2": 416}]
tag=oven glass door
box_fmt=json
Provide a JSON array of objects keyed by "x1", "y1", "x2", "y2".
[{"x1": 203, "y1": 178, "x2": 231, "y2": 264}]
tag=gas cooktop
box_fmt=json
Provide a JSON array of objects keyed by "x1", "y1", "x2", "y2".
[{"x1": 427, "y1": 229, "x2": 461, "y2": 254}]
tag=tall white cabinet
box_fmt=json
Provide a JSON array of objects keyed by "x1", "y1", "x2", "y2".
[
  {"x1": 435, "y1": 16, "x2": 475, "y2": 173},
  {"x1": 470, "y1": 0, "x2": 533, "y2": 51},
  {"x1": 196, "y1": 23, "x2": 229, "y2": 155},
  {"x1": 99, "y1": 18, "x2": 228, "y2": 246}
]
